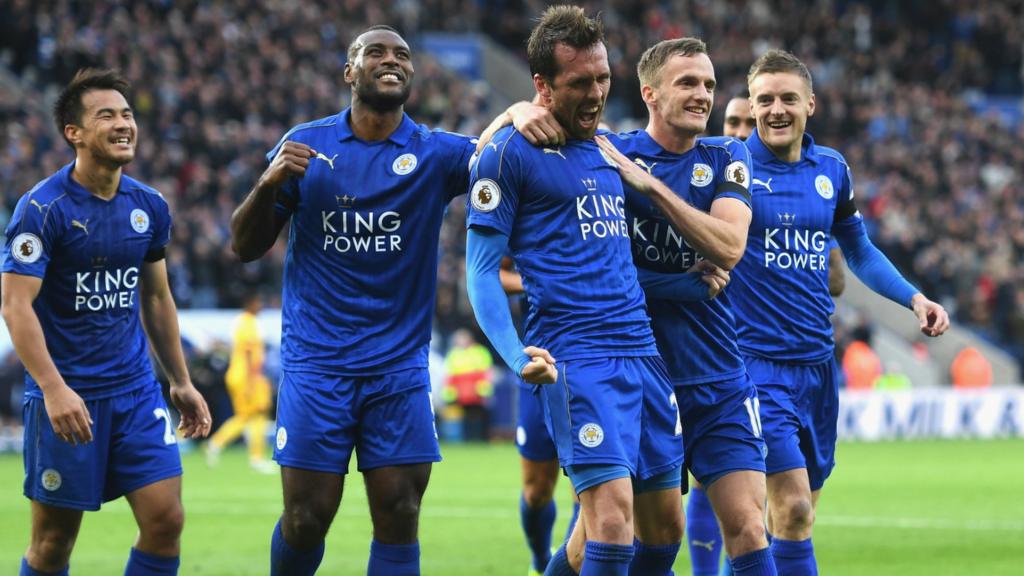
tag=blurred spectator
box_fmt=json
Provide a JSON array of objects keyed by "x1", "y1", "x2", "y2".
[
  {"x1": 443, "y1": 329, "x2": 494, "y2": 441},
  {"x1": 875, "y1": 362, "x2": 912, "y2": 390},
  {"x1": 951, "y1": 346, "x2": 994, "y2": 389},
  {"x1": 843, "y1": 340, "x2": 882, "y2": 391}
]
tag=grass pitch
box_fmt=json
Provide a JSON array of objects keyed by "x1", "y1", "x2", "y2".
[{"x1": 1, "y1": 439, "x2": 1022, "y2": 574}]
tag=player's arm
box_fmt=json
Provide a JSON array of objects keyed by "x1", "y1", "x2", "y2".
[
  {"x1": 637, "y1": 260, "x2": 730, "y2": 301},
  {"x1": 828, "y1": 241, "x2": 845, "y2": 297},
  {"x1": 596, "y1": 136, "x2": 751, "y2": 270},
  {"x1": 230, "y1": 141, "x2": 316, "y2": 262},
  {"x1": 1, "y1": 272, "x2": 93, "y2": 445},
  {"x1": 476, "y1": 98, "x2": 565, "y2": 153},
  {"x1": 499, "y1": 256, "x2": 524, "y2": 295},
  {"x1": 466, "y1": 227, "x2": 556, "y2": 384},
  {"x1": 139, "y1": 258, "x2": 212, "y2": 438},
  {"x1": 831, "y1": 170, "x2": 948, "y2": 337}
]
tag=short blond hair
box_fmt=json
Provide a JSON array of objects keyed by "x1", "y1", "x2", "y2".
[{"x1": 637, "y1": 38, "x2": 707, "y2": 88}]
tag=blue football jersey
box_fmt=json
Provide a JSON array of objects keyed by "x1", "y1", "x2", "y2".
[
  {"x1": 466, "y1": 127, "x2": 658, "y2": 359},
  {"x1": 2, "y1": 163, "x2": 170, "y2": 400},
  {"x1": 732, "y1": 130, "x2": 860, "y2": 362},
  {"x1": 612, "y1": 131, "x2": 752, "y2": 385},
  {"x1": 268, "y1": 109, "x2": 476, "y2": 374}
]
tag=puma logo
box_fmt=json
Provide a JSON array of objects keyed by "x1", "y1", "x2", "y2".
[
  {"x1": 691, "y1": 539, "x2": 716, "y2": 552},
  {"x1": 543, "y1": 147, "x2": 566, "y2": 160},
  {"x1": 29, "y1": 199, "x2": 48, "y2": 213},
  {"x1": 315, "y1": 152, "x2": 338, "y2": 170},
  {"x1": 753, "y1": 178, "x2": 774, "y2": 194},
  {"x1": 633, "y1": 158, "x2": 657, "y2": 174},
  {"x1": 71, "y1": 219, "x2": 89, "y2": 235},
  {"x1": 485, "y1": 141, "x2": 499, "y2": 152}
]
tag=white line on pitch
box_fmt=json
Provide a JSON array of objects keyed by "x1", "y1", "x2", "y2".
[{"x1": 816, "y1": 515, "x2": 1024, "y2": 532}]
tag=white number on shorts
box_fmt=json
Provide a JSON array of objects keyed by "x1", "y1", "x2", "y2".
[
  {"x1": 153, "y1": 408, "x2": 177, "y2": 445},
  {"x1": 743, "y1": 396, "x2": 763, "y2": 438},
  {"x1": 670, "y1": 392, "x2": 682, "y2": 436}
]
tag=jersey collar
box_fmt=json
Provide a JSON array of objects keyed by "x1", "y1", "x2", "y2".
[
  {"x1": 335, "y1": 107, "x2": 416, "y2": 146},
  {"x1": 747, "y1": 129, "x2": 820, "y2": 166},
  {"x1": 620, "y1": 129, "x2": 698, "y2": 160},
  {"x1": 60, "y1": 161, "x2": 131, "y2": 199}
]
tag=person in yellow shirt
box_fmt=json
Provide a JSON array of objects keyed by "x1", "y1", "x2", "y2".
[
  {"x1": 443, "y1": 329, "x2": 494, "y2": 441},
  {"x1": 206, "y1": 292, "x2": 274, "y2": 472}
]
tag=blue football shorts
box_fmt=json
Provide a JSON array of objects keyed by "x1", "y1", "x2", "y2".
[
  {"x1": 744, "y1": 355, "x2": 839, "y2": 491},
  {"x1": 274, "y1": 368, "x2": 441, "y2": 474},
  {"x1": 677, "y1": 374, "x2": 767, "y2": 488},
  {"x1": 23, "y1": 383, "x2": 183, "y2": 511},
  {"x1": 516, "y1": 383, "x2": 558, "y2": 462},
  {"x1": 540, "y1": 356, "x2": 683, "y2": 493}
]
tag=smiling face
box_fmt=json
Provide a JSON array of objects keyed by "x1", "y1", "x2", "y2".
[
  {"x1": 643, "y1": 52, "x2": 716, "y2": 137},
  {"x1": 748, "y1": 71, "x2": 815, "y2": 160},
  {"x1": 723, "y1": 97, "x2": 754, "y2": 140},
  {"x1": 535, "y1": 42, "x2": 611, "y2": 140},
  {"x1": 345, "y1": 29, "x2": 415, "y2": 112},
  {"x1": 66, "y1": 88, "x2": 137, "y2": 167}
]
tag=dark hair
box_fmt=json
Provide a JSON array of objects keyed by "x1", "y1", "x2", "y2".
[
  {"x1": 527, "y1": 5, "x2": 605, "y2": 80},
  {"x1": 347, "y1": 24, "x2": 404, "y2": 62},
  {"x1": 747, "y1": 49, "x2": 813, "y2": 92},
  {"x1": 53, "y1": 68, "x2": 131, "y2": 149},
  {"x1": 637, "y1": 38, "x2": 707, "y2": 88}
]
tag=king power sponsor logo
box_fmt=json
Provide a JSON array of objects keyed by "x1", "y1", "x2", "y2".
[
  {"x1": 320, "y1": 210, "x2": 403, "y2": 253},
  {"x1": 75, "y1": 267, "x2": 139, "y2": 312}
]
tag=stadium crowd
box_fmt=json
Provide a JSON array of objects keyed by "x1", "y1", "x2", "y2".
[{"x1": 0, "y1": 0, "x2": 1022, "y2": 372}]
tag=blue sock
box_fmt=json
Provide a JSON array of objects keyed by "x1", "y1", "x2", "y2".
[
  {"x1": 730, "y1": 547, "x2": 776, "y2": 576},
  {"x1": 727, "y1": 533, "x2": 770, "y2": 575},
  {"x1": 564, "y1": 501, "x2": 582, "y2": 543},
  {"x1": 270, "y1": 518, "x2": 325, "y2": 576},
  {"x1": 20, "y1": 558, "x2": 68, "y2": 576},
  {"x1": 686, "y1": 487, "x2": 723, "y2": 576},
  {"x1": 628, "y1": 538, "x2": 680, "y2": 575},
  {"x1": 581, "y1": 541, "x2": 634, "y2": 576},
  {"x1": 367, "y1": 540, "x2": 420, "y2": 575},
  {"x1": 124, "y1": 548, "x2": 179, "y2": 575},
  {"x1": 544, "y1": 545, "x2": 579, "y2": 576},
  {"x1": 521, "y1": 494, "x2": 557, "y2": 571},
  {"x1": 769, "y1": 538, "x2": 816, "y2": 576}
]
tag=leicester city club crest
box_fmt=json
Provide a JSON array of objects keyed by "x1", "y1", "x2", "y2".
[
  {"x1": 130, "y1": 209, "x2": 150, "y2": 233},
  {"x1": 578, "y1": 423, "x2": 604, "y2": 448},
  {"x1": 392, "y1": 153, "x2": 418, "y2": 175},
  {"x1": 691, "y1": 163, "x2": 714, "y2": 187},
  {"x1": 815, "y1": 174, "x2": 834, "y2": 200}
]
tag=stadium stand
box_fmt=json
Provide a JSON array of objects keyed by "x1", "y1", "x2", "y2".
[{"x1": 0, "y1": 0, "x2": 1021, "y2": 380}]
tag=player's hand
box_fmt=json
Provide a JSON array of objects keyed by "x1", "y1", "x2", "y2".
[
  {"x1": 521, "y1": 346, "x2": 558, "y2": 385},
  {"x1": 259, "y1": 141, "x2": 317, "y2": 189},
  {"x1": 42, "y1": 383, "x2": 93, "y2": 445},
  {"x1": 911, "y1": 294, "x2": 950, "y2": 337},
  {"x1": 169, "y1": 382, "x2": 212, "y2": 439},
  {"x1": 595, "y1": 135, "x2": 660, "y2": 196},
  {"x1": 509, "y1": 102, "x2": 565, "y2": 147},
  {"x1": 689, "y1": 260, "x2": 730, "y2": 299}
]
